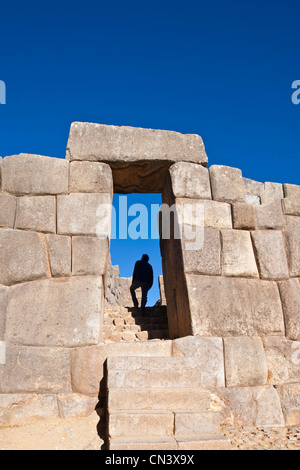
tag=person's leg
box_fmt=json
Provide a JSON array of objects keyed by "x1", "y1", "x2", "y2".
[
  {"x1": 130, "y1": 282, "x2": 139, "y2": 308},
  {"x1": 140, "y1": 283, "x2": 150, "y2": 314}
]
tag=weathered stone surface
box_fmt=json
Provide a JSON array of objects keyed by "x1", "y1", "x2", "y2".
[
  {"x1": 57, "y1": 192, "x2": 112, "y2": 236},
  {"x1": 284, "y1": 183, "x2": 300, "y2": 199},
  {"x1": 15, "y1": 196, "x2": 56, "y2": 233},
  {"x1": 0, "y1": 194, "x2": 17, "y2": 228},
  {"x1": 0, "y1": 394, "x2": 59, "y2": 426},
  {"x1": 223, "y1": 337, "x2": 268, "y2": 387},
  {"x1": 71, "y1": 341, "x2": 172, "y2": 396},
  {"x1": 172, "y1": 336, "x2": 225, "y2": 387},
  {"x1": 243, "y1": 177, "x2": 263, "y2": 199},
  {"x1": 176, "y1": 435, "x2": 232, "y2": 450},
  {"x1": 5, "y1": 277, "x2": 103, "y2": 347},
  {"x1": 2, "y1": 154, "x2": 68, "y2": 195},
  {"x1": 182, "y1": 227, "x2": 221, "y2": 276},
  {"x1": 245, "y1": 194, "x2": 260, "y2": 206},
  {"x1": 69, "y1": 161, "x2": 113, "y2": 194},
  {"x1": 186, "y1": 275, "x2": 284, "y2": 336},
  {"x1": 109, "y1": 411, "x2": 174, "y2": 438},
  {"x1": 0, "y1": 230, "x2": 50, "y2": 286},
  {"x1": 232, "y1": 203, "x2": 256, "y2": 229},
  {"x1": 169, "y1": 162, "x2": 211, "y2": 199},
  {"x1": 221, "y1": 229, "x2": 259, "y2": 278},
  {"x1": 284, "y1": 216, "x2": 300, "y2": 276},
  {"x1": 0, "y1": 285, "x2": 8, "y2": 340},
  {"x1": 0, "y1": 346, "x2": 71, "y2": 393},
  {"x1": 262, "y1": 336, "x2": 300, "y2": 385},
  {"x1": 47, "y1": 234, "x2": 71, "y2": 277},
  {"x1": 209, "y1": 165, "x2": 245, "y2": 203},
  {"x1": 72, "y1": 236, "x2": 109, "y2": 275},
  {"x1": 109, "y1": 437, "x2": 178, "y2": 451},
  {"x1": 251, "y1": 230, "x2": 289, "y2": 280},
  {"x1": 278, "y1": 278, "x2": 300, "y2": 340},
  {"x1": 221, "y1": 385, "x2": 285, "y2": 427},
  {"x1": 66, "y1": 122, "x2": 208, "y2": 193},
  {"x1": 57, "y1": 394, "x2": 97, "y2": 419},
  {"x1": 254, "y1": 199, "x2": 285, "y2": 229},
  {"x1": 276, "y1": 384, "x2": 300, "y2": 426},
  {"x1": 282, "y1": 184, "x2": 300, "y2": 215},
  {"x1": 174, "y1": 411, "x2": 220, "y2": 435},
  {"x1": 261, "y1": 182, "x2": 284, "y2": 204},
  {"x1": 175, "y1": 198, "x2": 232, "y2": 229}
]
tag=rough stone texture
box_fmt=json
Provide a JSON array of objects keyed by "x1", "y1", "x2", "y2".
[
  {"x1": 209, "y1": 165, "x2": 245, "y2": 203},
  {"x1": 72, "y1": 236, "x2": 109, "y2": 276},
  {"x1": 0, "y1": 285, "x2": 8, "y2": 340},
  {"x1": 182, "y1": 227, "x2": 221, "y2": 276},
  {"x1": 251, "y1": 230, "x2": 289, "y2": 280},
  {"x1": 169, "y1": 162, "x2": 211, "y2": 199},
  {"x1": 0, "y1": 394, "x2": 59, "y2": 426},
  {"x1": 186, "y1": 275, "x2": 285, "y2": 336},
  {"x1": 278, "y1": 278, "x2": 300, "y2": 340},
  {"x1": 0, "y1": 194, "x2": 17, "y2": 228},
  {"x1": 174, "y1": 411, "x2": 220, "y2": 435},
  {"x1": 254, "y1": 199, "x2": 285, "y2": 229},
  {"x1": 221, "y1": 229, "x2": 259, "y2": 278},
  {"x1": 261, "y1": 182, "x2": 284, "y2": 204},
  {"x1": 0, "y1": 230, "x2": 50, "y2": 286},
  {"x1": 223, "y1": 337, "x2": 268, "y2": 387},
  {"x1": 243, "y1": 177, "x2": 264, "y2": 199},
  {"x1": 221, "y1": 385, "x2": 285, "y2": 428},
  {"x1": 109, "y1": 411, "x2": 174, "y2": 438},
  {"x1": 69, "y1": 161, "x2": 113, "y2": 194},
  {"x1": 172, "y1": 336, "x2": 225, "y2": 387},
  {"x1": 47, "y1": 235, "x2": 71, "y2": 277},
  {"x1": 66, "y1": 122, "x2": 208, "y2": 193},
  {"x1": 282, "y1": 184, "x2": 300, "y2": 216},
  {"x1": 232, "y1": 203, "x2": 256, "y2": 230},
  {"x1": 57, "y1": 192, "x2": 112, "y2": 236},
  {"x1": 2, "y1": 154, "x2": 68, "y2": 195},
  {"x1": 284, "y1": 216, "x2": 300, "y2": 277},
  {"x1": 175, "y1": 198, "x2": 232, "y2": 229},
  {"x1": 5, "y1": 277, "x2": 103, "y2": 347},
  {"x1": 15, "y1": 196, "x2": 56, "y2": 233},
  {"x1": 57, "y1": 394, "x2": 97, "y2": 419},
  {"x1": 0, "y1": 346, "x2": 71, "y2": 394},
  {"x1": 276, "y1": 384, "x2": 300, "y2": 426},
  {"x1": 262, "y1": 336, "x2": 300, "y2": 385}
]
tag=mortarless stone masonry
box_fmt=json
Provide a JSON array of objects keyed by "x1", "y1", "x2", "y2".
[{"x1": 0, "y1": 122, "x2": 299, "y2": 450}]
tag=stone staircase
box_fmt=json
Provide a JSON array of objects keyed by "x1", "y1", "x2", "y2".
[
  {"x1": 103, "y1": 306, "x2": 169, "y2": 342},
  {"x1": 106, "y1": 356, "x2": 232, "y2": 450}
]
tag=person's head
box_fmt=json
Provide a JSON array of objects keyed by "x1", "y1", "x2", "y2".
[{"x1": 141, "y1": 254, "x2": 149, "y2": 262}]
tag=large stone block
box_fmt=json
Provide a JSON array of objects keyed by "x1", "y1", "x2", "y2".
[
  {"x1": 186, "y1": 275, "x2": 285, "y2": 336},
  {"x1": 261, "y1": 182, "x2": 284, "y2": 204},
  {"x1": 174, "y1": 411, "x2": 220, "y2": 435},
  {"x1": 0, "y1": 194, "x2": 17, "y2": 228},
  {"x1": 66, "y1": 122, "x2": 208, "y2": 193},
  {"x1": 69, "y1": 161, "x2": 113, "y2": 194},
  {"x1": 221, "y1": 229, "x2": 259, "y2": 278},
  {"x1": 0, "y1": 394, "x2": 59, "y2": 426},
  {"x1": 223, "y1": 337, "x2": 268, "y2": 387},
  {"x1": 182, "y1": 227, "x2": 221, "y2": 276},
  {"x1": 278, "y1": 278, "x2": 300, "y2": 340},
  {"x1": 5, "y1": 276, "x2": 103, "y2": 347},
  {"x1": 0, "y1": 230, "x2": 50, "y2": 286},
  {"x1": 15, "y1": 196, "x2": 56, "y2": 233},
  {"x1": 282, "y1": 183, "x2": 300, "y2": 215},
  {"x1": 262, "y1": 336, "x2": 300, "y2": 385},
  {"x1": 57, "y1": 192, "x2": 112, "y2": 236},
  {"x1": 108, "y1": 411, "x2": 174, "y2": 438},
  {"x1": 72, "y1": 236, "x2": 109, "y2": 275},
  {"x1": 175, "y1": 198, "x2": 232, "y2": 229},
  {"x1": 254, "y1": 199, "x2": 285, "y2": 229},
  {"x1": 232, "y1": 202, "x2": 256, "y2": 230},
  {"x1": 284, "y1": 216, "x2": 300, "y2": 276},
  {"x1": 0, "y1": 285, "x2": 8, "y2": 340},
  {"x1": 2, "y1": 154, "x2": 68, "y2": 195},
  {"x1": 169, "y1": 162, "x2": 211, "y2": 199},
  {"x1": 251, "y1": 230, "x2": 289, "y2": 280},
  {"x1": 221, "y1": 385, "x2": 285, "y2": 427},
  {"x1": 276, "y1": 384, "x2": 300, "y2": 426},
  {"x1": 0, "y1": 346, "x2": 71, "y2": 393},
  {"x1": 243, "y1": 177, "x2": 264, "y2": 199},
  {"x1": 172, "y1": 336, "x2": 225, "y2": 387},
  {"x1": 47, "y1": 234, "x2": 71, "y2": 277},
  {"x1": 209, "y1": 165, "x2": 245, "y2": 203}
]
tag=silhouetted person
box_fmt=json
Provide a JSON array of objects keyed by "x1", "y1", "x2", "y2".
[{"x1": 130, "y1": 254, "x2": 153, "y2": 314}]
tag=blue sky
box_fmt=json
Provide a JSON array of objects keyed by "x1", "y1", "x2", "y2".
[{"x1": 1, "y1": 0, "x2": 300, "y2": 304}]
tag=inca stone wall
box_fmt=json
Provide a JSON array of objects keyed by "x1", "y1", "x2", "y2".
[{"x1": 0, "y1": 122, "x2": 299, "y2": 434}]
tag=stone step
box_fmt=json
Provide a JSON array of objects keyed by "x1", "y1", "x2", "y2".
[
  {"x1": 108, "y1": 411, "x2": 174, "y2": 439},
  {"x1": 109, "y1": 435, "x2": 232, "y2": 451},
  {"x1": 108, "y1": 387, "x2": 212, "y2": 412}
]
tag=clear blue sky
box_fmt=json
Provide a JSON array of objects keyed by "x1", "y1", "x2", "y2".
[{"x1": 1, "y1": 0, "x2": 300, "y2": 304}]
